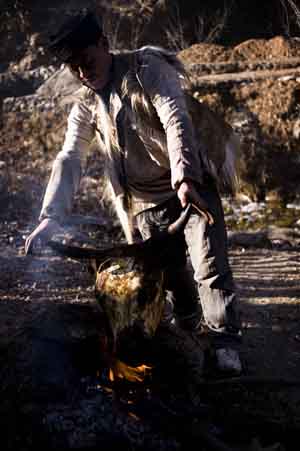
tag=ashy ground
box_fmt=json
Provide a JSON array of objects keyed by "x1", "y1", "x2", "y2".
[{"x1": 1, "y1": 216, "x2": 300, "y2": 450}]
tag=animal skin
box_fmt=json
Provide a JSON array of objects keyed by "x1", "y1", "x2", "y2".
[{"x1": 48, "y1": 204, "x2": 199, "y2": 381}]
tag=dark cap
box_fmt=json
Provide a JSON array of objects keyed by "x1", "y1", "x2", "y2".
[{"x1": 48, "y1": 10, "x2": 104, "y2": 62}]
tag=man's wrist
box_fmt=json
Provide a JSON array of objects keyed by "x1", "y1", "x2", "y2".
[{"x1": 175, "y1": 178, "x2": 197, "y2": 190}]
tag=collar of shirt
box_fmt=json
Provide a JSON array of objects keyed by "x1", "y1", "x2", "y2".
[{"x1": 95, "y1": 54, "x2": 115, "y2": 107}]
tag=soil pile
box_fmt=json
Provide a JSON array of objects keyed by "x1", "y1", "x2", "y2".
[
  {"x1": 179, "y1": 36, "x2": 300, "y2": 202},
  {"x1": 179, "y1": 36, "x2": 300, "y2": 62}
]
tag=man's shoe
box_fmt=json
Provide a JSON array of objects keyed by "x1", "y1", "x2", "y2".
[{"x1": 215, "y1": 348, "x2": 242, "y2": 375}]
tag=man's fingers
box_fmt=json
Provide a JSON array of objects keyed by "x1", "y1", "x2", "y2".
[
  {"x1": 24, "y1": 219, "x2": 61, "y2": 256},
  {"x1": 24, "y1": 232, "x2": 40, "y2": 255},
  {"x1": 24, "y1": 230, "x2": 45, "y2": 255},
  {"x1": 180, "y1": 198, "x2": 187, "y2": 208},
  {"x1": 205, "y1": 210, "x2": 214, "y2": 225},
  {"x1": 177, "y1": 181, "x2": 214, "y2": 225},
  {"x1": 178, "y1": 186, "x2": 194, "y2": 209},
  {"x1": 24, "y1": 236, "x2": 34, "y2": 255}
]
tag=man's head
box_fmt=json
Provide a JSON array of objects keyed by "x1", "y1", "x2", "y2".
[{"x1": 49, "y1": 10, "x2": 112, "y2": 91}]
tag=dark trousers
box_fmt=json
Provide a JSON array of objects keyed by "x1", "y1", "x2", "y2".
[{"x1": 135, "y1": 184, "x2": 241, "y2": 346}]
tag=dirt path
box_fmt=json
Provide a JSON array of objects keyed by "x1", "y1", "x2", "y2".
[
  {"x1": 231, "y1": 247, "x2": 300, "y2": 379},
  {"x1": 1, "y1": 219, "x2": 300, "y2": 450}
]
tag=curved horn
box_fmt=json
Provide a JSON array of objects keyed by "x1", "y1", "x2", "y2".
[
  {"x1": 190, "y1": 203, "x2": 214, "y2": 225},
  {"x1": 167, "y1": 202, "x2": 214, "y2": 236},
  {"x1": 167, "y1": 203, "x2": 193, "y2": 235},
  {"x1": 48, "y1": 239, "x2": 144, "y2": 260}
]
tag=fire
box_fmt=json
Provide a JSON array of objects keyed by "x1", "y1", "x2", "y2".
[{"x1": 108, "y1": 359, "x2": 152, "y2": 383}]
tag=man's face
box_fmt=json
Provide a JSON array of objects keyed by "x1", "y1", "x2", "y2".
[{"x1": 68, "y1": 39, "x2": 112, "y2": 91}]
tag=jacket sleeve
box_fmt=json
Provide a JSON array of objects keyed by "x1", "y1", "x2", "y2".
[
  {"x1": 138, "y1": 51, "x2": 204, "y2": 189},
  {"x1": 39, "y1": 102, "x2": 95, "y2": 222}
]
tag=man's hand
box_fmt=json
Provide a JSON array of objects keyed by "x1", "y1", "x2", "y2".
[
  {"x1": 177, "y1": 180, "x2": 214, "y2": 225},
  {"x1": 25, "y1": 218, "x2": 61, "y2": 255}
]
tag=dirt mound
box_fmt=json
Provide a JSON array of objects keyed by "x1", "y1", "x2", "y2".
[
  {"x1": 178, "y1": 43, "x2": 232, "y2": 63},
  {"x1": 179, "y1": 36, "x2": 300, "y2": 64},
  {"x1": 231, "y1": 36, "x2": 300, "y2": 60},
  {"x1": 178, "y1": 36, "x2": 300, "y2": 202}
]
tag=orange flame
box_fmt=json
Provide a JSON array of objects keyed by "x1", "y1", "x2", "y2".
[{"x1": 109, "y1": 359, "x2": 152, "y2": 383}]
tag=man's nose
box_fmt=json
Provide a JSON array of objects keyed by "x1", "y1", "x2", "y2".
[
  {"x1": 78, "y1": 67, "x2": 83, "y2": 78},
  {"x1": 78, "y1": 66, "x2": 87, "y2": 79},
  {"x1": 78, "y1": 64, "x2": 92, "y2": 79}
]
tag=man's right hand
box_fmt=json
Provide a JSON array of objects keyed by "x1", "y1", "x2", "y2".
[
  {"x1": 25, "y1": 218, "x2": 61, "y2": 255},
  {"x1": 177, "y1": 180, "x2": 214, "y2": 225}
]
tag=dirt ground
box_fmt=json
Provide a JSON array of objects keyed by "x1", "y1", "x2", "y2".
[
  {"x1": 2, "y1": 220, "x2": 300, "y2": 379},
  {"x1": 1, "y1": 214, "x2": 300, "y2": 450}
]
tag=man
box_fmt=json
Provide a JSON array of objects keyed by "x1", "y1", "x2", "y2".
[{"x1": 25, "y1": 10, "x2": 242, "y2": 374}]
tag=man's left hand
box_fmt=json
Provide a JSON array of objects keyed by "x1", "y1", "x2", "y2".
[{"x1": 177, "y1": 180, "x2": 214, "y2": 225}]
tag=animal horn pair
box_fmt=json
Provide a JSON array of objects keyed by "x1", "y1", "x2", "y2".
[{"x1": 47, "y1": 203, "x2": 213, "y2": 260}]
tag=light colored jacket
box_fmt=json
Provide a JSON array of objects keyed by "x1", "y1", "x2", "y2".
[
  {"x1": 40, "y1": 47, "x2": 241, "y2": 241},
  {"x1": 40, "y1": 47, "x2": 204, "y2": 241}
]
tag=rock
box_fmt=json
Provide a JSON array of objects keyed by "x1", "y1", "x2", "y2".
[
  {"x1": 36, "y1": 65, "x2": 81, "y2": 98},
  {"x1": 228, "y1": 226, "x2": 300, "y2": 249},
  {"x1": 228, "y1": 231, "x2": 271, "y2": 248},
  {"x1": 3, "y1": 94, "x2": 57, "y2": 113},
  {"x1": 0, "y1": 66, "x2": 56, "y2": 98},
  {"x1": 267, "y1": 225, "x2": 300, "y2": 245}
]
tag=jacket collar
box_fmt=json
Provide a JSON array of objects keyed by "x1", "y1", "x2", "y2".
[
  {"x1": 111, "y1": 51, "x2": 136, "y2": 98},
  {"x1": 98, "y1": 51, "x2": 136, "y2": 123}
]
